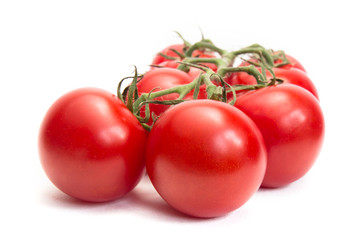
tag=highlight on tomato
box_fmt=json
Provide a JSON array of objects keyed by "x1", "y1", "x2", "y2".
[{"x1": 39, "y1": 88, "x2": 147, "y2": 202}]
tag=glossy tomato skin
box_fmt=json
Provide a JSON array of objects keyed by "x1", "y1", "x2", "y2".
[
  {"x1": 39, "y1": 88, "x2": 147, "y2": 202},
  {"x1": 146, "y1": 100, "x2": 267, "y2": 218},
  {"x1": 137, "y1": 68, "x2": 193, "y2": 124},
  {"x1": 234, "y1": 85, "x2": 324, "y2": 188},
  {"x1": 229, "y1": 67, "x2": 319, "y2": 99}
]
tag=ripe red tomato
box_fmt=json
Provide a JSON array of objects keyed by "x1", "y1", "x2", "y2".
[
  {"x1": 136, "y1": 68, "x2": 194, "y2": 125},
  {"x1": 152, "y1": 44, "x2": 218, "y2": 72},
  {"x1": 146, "y1": 100, "x2": 267, "y2": 218},
  {"x1": 39, "y1": 88, "x2": 147, "y2": 202},
  {"x1": 234, "y1": 84, "x2": 325, "y2": 188},
  {"x1": 229, "y1": 67, "x2": 319, "y2": 99}
]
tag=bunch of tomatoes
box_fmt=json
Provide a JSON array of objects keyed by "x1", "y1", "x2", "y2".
[{"x1": 39, "y1": 34, "x2": 324, "y2": 218}]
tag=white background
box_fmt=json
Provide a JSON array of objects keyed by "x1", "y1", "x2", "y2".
[{"x1": 1, "y1": 0, "x2": 359, "y2": 239}]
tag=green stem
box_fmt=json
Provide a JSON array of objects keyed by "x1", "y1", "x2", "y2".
[
  {"x1": 231, "y1": 44, "x2": 274, "y2": 67},
  {"x1": 272, "y1": 50, "x2": 290, "y2": 67},
  {"x1": 185, "y1": 41, "x2": 226, "y2": 57},
  {"x1": 230, "y1": 74, "x2": 279, "y2": 92},
  {"x1": 177, "y1": 57, "x2": 227, "y2": 72},
  {"x1": 220, "y1": 51, "x2": 236, "y2": 68},
  {"x1": 120, "y1": 35, "x2": 286, "y2": 131},
  {"x1": 217, "y1": 65, "x2": 267, "y2": 84},
  {"x1": 183, "y1": 57, "x2": 225, "y2": 65},
  {"x1": 174, "y1": 31, "x2": 192, "y2": 48}
]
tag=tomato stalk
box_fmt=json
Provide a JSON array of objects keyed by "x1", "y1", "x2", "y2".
[
  {"x1": 231, "y1": 44, "x2": 274, "y2": 67},
  {"x1": 271, "y1": 50, "x2": 291, "y2": 68},
  {"x1": 179, "y1": 57, "x2": 227, "y2": 70},
  {"x1": 119, "y1": 34, "x2": 291, "y2": 130},
  {"x1": 120, "y1": 65, "x2": 234, "y2": 130},
  {"x1": 185, "y1": 41, "x2": 226, "y2": 57},
  {"x1": 179, "y1": 40, "x2": 276, "y2": 80},
  {"x1": 120, "y1": 66, "x2": 274, "y2": 130},
  {"x1": 131, "y1": 68, "x2": 220, "y2": 109}
]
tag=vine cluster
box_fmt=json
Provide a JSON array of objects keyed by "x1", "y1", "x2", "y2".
[{"x1": 117, "y1": 34, "x2": 288, "y2": 130}]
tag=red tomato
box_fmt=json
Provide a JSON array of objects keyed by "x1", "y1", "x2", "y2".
[
  {"x1": 152, "y1": 44, "x2": 218, "y2": 72},
  {"x1": 234, "y1": 85, "x2": 324, "y2": 188},
  {"x1": 229, "y1": 67, "x2": 319, "y2": 99},
  {"x1": 136, "y1": 68, "x2": 193, "y2": 125},
  {"x1": 274, "y1": 53, "x2": 306, "y2": 72},
  {"x1": 146, "y1": 100, "x2": 267, "y2": 218},
  {"x1": 39, "y1": 88, "x2": 147, "y2": 202}
]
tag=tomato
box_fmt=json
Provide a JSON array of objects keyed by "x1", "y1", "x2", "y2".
[
  {"x1": 136, "y1": 68, "x2": 196, "y2": 125},
  {"x1": 229, "y1": 67, "x2": 319, "y2": 99},
  {"x1": 152, "y1": 44, "x2": 218, "y2": 72},
  {"x1": 39, "y1": 88, "x2": 147, "y2": 202},
  {"x1": 234, "y1": 84, "x2": 324, "y2": 188},
  {"x1": 274, "y1": 53, "x2": 306, "y2": 72},
  {"x1": 146, "y1": 100, "x2": 267, "y2": 218}
]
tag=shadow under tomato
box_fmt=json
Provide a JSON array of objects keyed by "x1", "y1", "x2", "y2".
[
  {"x1": 41, "y1": 187, "x2": 121, "y2": 210},
  {"x1": 257, "y1": 177, "x2": 309, "y2": 193},
  {"x1": 122, "y1": 176, "x2": 215, "y2": 222},
  {"x1": 40, "y1": 176, "x2": 214, "y2": 222},
  {"x1": 258, "y1": 185, "x2": 290, "y2": 192}
]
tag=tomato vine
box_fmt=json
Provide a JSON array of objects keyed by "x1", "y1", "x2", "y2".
[
  {"x1": 118, "y1": 35, "x2": 288, "y2": 130},
  {"x1": 39, "y1": 31, "x2": 324, "y2": 216}
]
